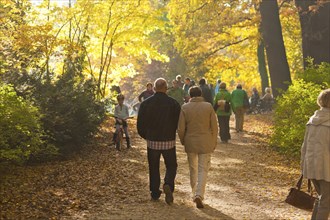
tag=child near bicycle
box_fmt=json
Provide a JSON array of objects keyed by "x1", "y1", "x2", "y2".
[{"x1": 113, "y1": 94, "x2": 131, "y2": 150}]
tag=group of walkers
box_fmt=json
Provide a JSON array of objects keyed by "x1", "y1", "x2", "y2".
[
  {"x1": 137, "y1": 77, "x2": 217, "y2": 208},
  {"x1": 112, "y1": 76, "x2": 329, "y2": 219},
  {"x1": 134, "y1": 76, "x2": 261, "y2": 209}
]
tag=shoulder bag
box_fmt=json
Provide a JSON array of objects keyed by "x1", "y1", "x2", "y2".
[{"x1": 285, "y1": 175, "x2": 317, "y2": 211}]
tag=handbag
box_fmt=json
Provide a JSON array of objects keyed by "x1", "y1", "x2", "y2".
[
  {"x1": 216, "y1": 93, "x2": 230, "y2": 113},
  {"x1": 285, "y1": 175, "x2": 317, "y2": 211}
]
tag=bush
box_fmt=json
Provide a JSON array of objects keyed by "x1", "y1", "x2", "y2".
[
  {"x1": 35, "y1": 71, "x2": 105, "y2": 154},
  {"x1": 0, "y1": 84, "x2": 57, "y2": 163},
  {"x1": 296, "y1": 61, "x2": 330, "y2": 87},
  {"x1": 271, "y1": 80, "x2": 324, "y2": 157},
  {"x1": 271, "y1": 62, "x2": 329, "y2": 157}
]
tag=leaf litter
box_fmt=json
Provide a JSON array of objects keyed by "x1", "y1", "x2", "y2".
[{"x1": 0, "y1": 114, "x2": 312, "y2": 219}]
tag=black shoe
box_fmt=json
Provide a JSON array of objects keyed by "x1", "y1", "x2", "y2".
[
  {"x1": 163, "y1": 184, "x2": 173, "y2": 205},
  {"x1": 151, "y1": 190, "x2": 162, "y2": 201}
]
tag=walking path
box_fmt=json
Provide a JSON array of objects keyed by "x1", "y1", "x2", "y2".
[{"x1": 0, "y1": 114, "x2": 312, "y2": 219}]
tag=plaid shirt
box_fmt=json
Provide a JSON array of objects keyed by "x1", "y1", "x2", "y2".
[{"x1": 147, "y1": 140, "x2": 176, "y2": 150}]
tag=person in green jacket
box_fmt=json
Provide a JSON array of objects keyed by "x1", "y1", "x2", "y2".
[
  {"x1": 213, "y1": 82, "x2": 232, "y2": 143},
  {"x1": 231, "y1": 84, "x2": 248, "y2": 132},
  {"x1": 167, "y1": 79, "x2": 185, "y2": 106}
]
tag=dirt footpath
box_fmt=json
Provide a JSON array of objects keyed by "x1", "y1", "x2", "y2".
[
  {"x1": 0, "y1": 114, "x2": 312, "y2": 220},
  {"x1": 84, "y1": 114, "x2": 311, "y2": 220}
]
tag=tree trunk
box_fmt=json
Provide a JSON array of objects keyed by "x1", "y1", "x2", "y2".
[
  {"x1": 260, "y1": 0, "x2": 292, "y2": 98},
  {"x1": 257, "y1": 37, "x2": 269, "y2": 95},
  {"x1": 295, "y1": 0, "x2": 330, "y2": 68}
]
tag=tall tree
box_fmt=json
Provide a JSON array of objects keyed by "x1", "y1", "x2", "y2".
[
  {"x1": 295, "y1": 0, "x2": 330, "y2": 68},
  {"x1": 257, "y1": 37, "x2": 269, "y2": 95},
  {"x1": 260, "y1": 0, "x2": 291, "y2": 97}
]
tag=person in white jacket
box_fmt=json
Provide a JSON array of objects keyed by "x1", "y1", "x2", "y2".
[
  {"x1": 301, "y1": 88, "x2": 330, "y2": 220},
  {"x1": 178, "y1": 86, "x2": 218, "y2": 208}
]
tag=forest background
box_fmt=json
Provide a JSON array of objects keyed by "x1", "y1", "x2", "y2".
[{"x1": 0, "y1": 0, "x2": 329, "y2": 164}]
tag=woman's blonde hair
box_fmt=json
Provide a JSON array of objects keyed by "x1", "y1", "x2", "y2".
[{"x1": 317, "y1": 88, "x2": 330, "y2": 108}]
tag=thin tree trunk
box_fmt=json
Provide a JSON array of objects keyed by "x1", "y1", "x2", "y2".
[
  {"x1": 257, "y1": 38, "x2": 269, "y2": 95},
  {"x1": 260, "y1": 0, "x2": 291, "y2": 98}
]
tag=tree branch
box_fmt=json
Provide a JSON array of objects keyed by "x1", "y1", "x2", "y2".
[
  {"x1": 206, "y1": 37, "x2": 249, "y2": 58},
  {"x1": 188, "y1": 2, "x2": 208, "y2": 13}
]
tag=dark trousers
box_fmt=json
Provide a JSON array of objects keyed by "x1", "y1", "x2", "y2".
[
  {"x1": 147, "y1": 147, "x2": 177, "y2": 198},
  {"x1": 217, "y1": 115, "x2": 231, "y2": 141}
]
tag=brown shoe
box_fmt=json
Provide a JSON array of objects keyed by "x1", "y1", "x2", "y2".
[
  {"x1": 194, "y1": 197, "x2": 204, "y2": 209},
  {"x1": 163, "y1": 184, "x2": 173, "y2": 205}
]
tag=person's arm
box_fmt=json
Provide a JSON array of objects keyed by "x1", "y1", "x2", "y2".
[
  {"x1": 177, "y1": 109, "x2": 186, "y2": 145},
  {"x1": 138, "y1": 91, "x2": 144, "y2": 102},
  {"x1": 114, "y1": 105, "x2": 119, "y2": 118},
  {"x1": 210, "y1": 106, "x2": 219, "y2": 148},
  {"x1": 137, "y1": 103, "x2": 146, "y2": 139},
  {"x1": 300, "y1": 127, "x2": 309, "y2": 172}
]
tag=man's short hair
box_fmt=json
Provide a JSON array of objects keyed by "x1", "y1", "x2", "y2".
[
  {"x1": 185, "y1": 77, "x2": 191, "y2": 81},
  {"x1": 199, "y1": 78, "x2": 206, "y2": 85},
  {"x1": 189, "y1": 86, "x2": 202, "y2": 98},
  {"x1": 154, "y1": 78, "x2": 167, "y2": 92},
  {"x1": 236, "y1": 84, "x2": 242, "y2": 89}
]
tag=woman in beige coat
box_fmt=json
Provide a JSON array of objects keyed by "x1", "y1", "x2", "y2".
[
  {"x1": 178, "y1": 86, "x2": 218, "y2": 208},
  {"x1": 301, "y1": 88, "x2": 330, "y2": 220}
]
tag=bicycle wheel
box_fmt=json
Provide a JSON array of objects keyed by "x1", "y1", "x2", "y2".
[
  {"x1": 119, "y1": 128, "x2": 124, "y2": 150},
  {"x1": 115, "y1": 128, "x2": 124, "y2": 151}
]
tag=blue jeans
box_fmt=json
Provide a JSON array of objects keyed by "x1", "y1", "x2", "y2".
[{"x1": 147, "y1": 147, "x2": 177, "y2": 199}]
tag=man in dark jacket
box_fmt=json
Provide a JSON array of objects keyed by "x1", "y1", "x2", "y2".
[
  {"x1": 137, "y1": 78, "x2": 181, "y2": 205},
  {"x1": 199, "y1": 78, "x2": 213, "y2": 105}
]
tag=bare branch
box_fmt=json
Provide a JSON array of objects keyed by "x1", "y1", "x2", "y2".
[
  {"x1": 206, "y1": 37, "x2": 249, "y2": 58},
  {"x1": 188, "y1": 2, "x2": 208, "y2": 13}
]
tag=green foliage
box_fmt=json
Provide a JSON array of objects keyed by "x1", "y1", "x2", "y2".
[
  {"x1": 271, "y1": 79, "x2": 323, "y2": 157},
  {"x1": 296, "y1": 61, "x2": 330, "y2": 87},
  {"x1": 34, "y1": 55, "x2": 106, "y2": 153},
  {"x1": 0, "y1": 84, "x2": 57, "y2": 163}
]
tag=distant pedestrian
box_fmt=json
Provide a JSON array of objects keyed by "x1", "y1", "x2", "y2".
[
  {"x1": 231, "y1": 84, "x2": 248, "y2": 132},
  {"x1": 301, "y1": 88, "x2": 330, "y2": 220},
  {"x1": 137, "y1": 78, "x2": 181, "y2": 205},
  {"x1": 199, "y1": 78, "x2": 213, "y2": 105},
  {"x1": 138, "y1": 82, "x2": 154, "y2": 102},
  {"x1": 113, "y1": 94, "x2": 131, "y2": 150},
  {"x1": 178, "y1": 86, "x2": 218, "y2": 208},
  {"x1": 133, "y1": 82, "x2": 154, "y2": 112},
  {"x1": 167, "y1": 79, "x2": 185, "y2": 106},
  {"x1": 176, "y1": 74, "x2": 184, "y2": 88},
  {"x1": 249, "y1": 87, "x2": 260, "y2": 112},
  {"x1": 213, "y1": 82, "x2": 231, "y2": 143},
  {"x1": 260, "y1": 87, "x2": 274, "y2": 112},
  {"x1": 183, "y1": 77, "x2": 192, "y2": 103},
  {"x1": 214, "y1": 79, "x2": 221, "y2": 94}
]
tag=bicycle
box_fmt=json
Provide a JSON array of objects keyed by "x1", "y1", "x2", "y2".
[{"x1": 112, "y1": 116, "x2": 133, "y2": 151}]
